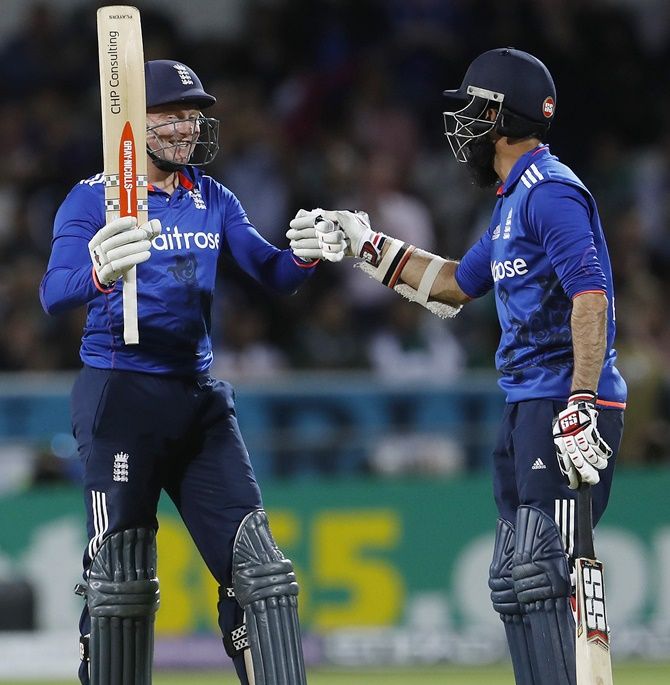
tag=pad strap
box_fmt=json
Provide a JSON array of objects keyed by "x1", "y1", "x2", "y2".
[
  {"x1": 223, "y1": 621, "x2": 250, "y2": 657},
  {"x1": 80, "y1": 634, "x2": 90, "y2": 663}
]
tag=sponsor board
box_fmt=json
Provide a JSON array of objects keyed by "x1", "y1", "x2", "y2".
[{"x1": 0, "y1": 473, "x2": 668, "y2": 671}]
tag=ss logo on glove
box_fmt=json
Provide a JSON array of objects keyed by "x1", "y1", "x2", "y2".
[{"x1": 552, "y1": 391, "x2": 612, "y2": 490}]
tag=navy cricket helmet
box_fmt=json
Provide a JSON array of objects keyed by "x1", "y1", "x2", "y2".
[
  {"x1": 442, "y1": 48, "x2": 556, "y2": 162},
  {"x1": 145, "y1": 60, "x2": 216, "y2": 109},
  {"x1": 144, "y1": 60, "x2": 219, "y2": 170}
]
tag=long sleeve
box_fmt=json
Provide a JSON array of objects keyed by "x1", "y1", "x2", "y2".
[
  {"x1": 527, "y1": 182, "x2": 606, "y2": 299},
  {"x1": 455, "y1": 226, "x2": 494, "y2": 298},
  {"x1": 40, "y1": 182, "x2": 106, "y2": 315},
  {"x1": 40, "y1": 237, "x2": 101, "y2": 315}
]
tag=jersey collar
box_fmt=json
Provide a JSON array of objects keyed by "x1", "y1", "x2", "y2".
[
  {"x1": 147, "y1": 165, "x2": 199, "y2": 193},
  {"x1": 497, "y1": 144, "x2": 550, "y2": 197}
]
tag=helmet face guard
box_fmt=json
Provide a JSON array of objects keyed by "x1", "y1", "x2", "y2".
[
  {"x1": 443, "y1": 85, "x2": 504, "y2": 163},
  {"x1": 146, "y1": 114, "x2": 219, "y2": 171}
]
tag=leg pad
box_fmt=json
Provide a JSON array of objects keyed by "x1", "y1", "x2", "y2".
[
  {"x1": 513, "y1": 506, "x2": 575, "y2": 685},
  {"x1": 233, "y1": 510, "x2": 307, "y2": 685},
  {"x1": 489, "y1": 518, "x2": 537, "y2": 685},
  {"x1": 86, "y1": 528, "x2": 160, "y2": 685}
]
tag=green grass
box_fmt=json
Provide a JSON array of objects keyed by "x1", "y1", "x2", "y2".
[{"x1": 2, "y1": 662, "x2": 669, "y2": 684}]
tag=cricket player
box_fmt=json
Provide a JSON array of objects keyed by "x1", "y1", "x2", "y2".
[
  {"x1": 40, "y1": 60, "x2": 345, "y2": 685},
  {"x1": 289, "y1": 48, "x2": 626, "y2": 684}
]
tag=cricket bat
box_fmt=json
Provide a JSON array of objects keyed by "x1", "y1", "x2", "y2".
[
  {"x1": 96, "y1": 5, "x2": 147, "y2": 345},
  {"x1": 575, "y1": 483, "x2": 613, "y2": 684}
]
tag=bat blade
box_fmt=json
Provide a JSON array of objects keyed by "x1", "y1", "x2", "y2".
[
  {"x1": 575, "y1": 485, "x2": 613, "y2": 684},
  {"x1": 575, "y1": 556, "x2": 613, "y2": 684},
  {"x1": 97, "y1": 5, "x2": 148, "y2": 345}
]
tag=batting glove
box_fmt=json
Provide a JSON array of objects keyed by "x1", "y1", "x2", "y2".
[
  {"x1": 552, "y1": 391, "x2": 612, "y2": 489},
  {"x1": 89, "y1": 216, "x2": 161, "y2": 286},
  {"x1": 319, "y1": 209, "x2": 394, "y2": 267},
  {"x1": 286, "y1": 209, "x2": 347, "y2": 263}
]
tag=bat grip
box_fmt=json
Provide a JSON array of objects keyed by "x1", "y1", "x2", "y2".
[{"x1": 574, "y1": 483, "x2": 596, "y2": 559}]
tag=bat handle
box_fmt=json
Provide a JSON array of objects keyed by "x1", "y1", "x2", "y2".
[{"x1": 575, "y1": 482, "x2": 595, "y2": 560}]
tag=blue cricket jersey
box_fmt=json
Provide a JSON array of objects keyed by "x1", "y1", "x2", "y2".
[
  {"x1": 40, "y1": 167, "x2": 317, "y2": 374},
  {"x1": 455, "y1": 145, "x2": 627, "y2": 405}
]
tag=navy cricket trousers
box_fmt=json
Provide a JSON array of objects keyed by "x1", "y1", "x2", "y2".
[
  {"x1": 492, "y1": 399, "x2": 624, "y2": 553},
  {"x1": 71, "y1": 365, "x2": 262, "y2": 683}
]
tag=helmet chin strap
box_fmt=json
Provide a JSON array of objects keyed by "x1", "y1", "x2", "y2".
[{"x1": 147, "y1": 147, "x2": 185, "y2": 172}]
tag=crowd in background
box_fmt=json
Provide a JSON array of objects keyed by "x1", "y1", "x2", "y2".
[{"x1": 1, "y1": 0, "x2": 670, "y2": 465}]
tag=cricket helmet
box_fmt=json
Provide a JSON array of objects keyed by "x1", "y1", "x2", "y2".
[
  {"x1": 442, "y1": 48, "x2": 556, "y2": 162},
  {"x1": 144, "y1": 60, "x2": 219, "y2": 169},
  {"x1": 145, "y1": 60, "x2": 216, "y2": 109}
]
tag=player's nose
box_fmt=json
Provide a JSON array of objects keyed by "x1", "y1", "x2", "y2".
[{"x1": 174, "y1": 118, "x2": 198, "y2": 135}]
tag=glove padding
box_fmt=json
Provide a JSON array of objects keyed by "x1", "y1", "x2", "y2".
[
  {"x1": 552, "y1": 392, "x2": 613, "y2": 489},
  {"x1": 89, "y1": 216, "x2": 161, "y2": 286},
  {"x1": 318, "y1": 209, "x2": 377, "y2": 260},
  {"x1": 286, "y1": 208, "x2": 346, "y2": 262}
]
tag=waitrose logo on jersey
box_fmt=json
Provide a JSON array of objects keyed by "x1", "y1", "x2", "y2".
[
  {"x1": 152, "y1": 224, "x2": 220, "y2": 251},
  {"x1": 491, "y1": 258, "x2": 528, "y2": 282}
]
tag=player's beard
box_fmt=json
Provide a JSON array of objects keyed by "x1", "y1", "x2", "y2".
[{"x1": 465, "y1": 135, "x2": 498, "y2": 188}]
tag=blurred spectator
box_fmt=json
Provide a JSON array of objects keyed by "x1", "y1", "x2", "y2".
[
  {"x1": 211, "y1": 304, "x2": 288, "y2": 381},
  {"x1": 0, "y1": 3, "x2": 64, "y2": 100},
  {"x1": 615, "y1": 280, "x2": 668, "y2": 464},
  {"x1": 335, "y1": 148, "x2": 437, "y2": 326},
  {"x1": 292, "y1": 287, "x2": 365, "y2": 370},
  {"x1": 632, "y1": 132, "x2": 670, "y2": 279},
  {"x1": 0, "y1": 0, "x2": 668, "y2": 466},
  {"x1": 367, "y1": 298, "x2": 464, "y2": 382},
  {"x1": 212, "y1": 82, "x2": 292, "y2": 246}
]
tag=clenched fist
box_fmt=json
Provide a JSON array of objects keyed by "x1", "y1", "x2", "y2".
[{"x1": 89, "y1": 216, "x2": 161, "y2": 286}]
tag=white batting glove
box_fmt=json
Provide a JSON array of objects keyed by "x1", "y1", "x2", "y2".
[
  {"x1": 286, "y1": 208, "x2": 323, "y2": 261},
  {"x1": 286, "y1": 209, "x2": 346, "y2": 263},
  {"x1": 89, "y1": 216, "x2": 162, "y2": 286},
  {"x1": 552, "y1": 391, "x2": 612, "y2": 489},
  {"x1": 320, "y1": 209, "x2": 387, "y2": 266},
  {"x1": 315, "y1": 216, "x2": 346, "y2": 262}
]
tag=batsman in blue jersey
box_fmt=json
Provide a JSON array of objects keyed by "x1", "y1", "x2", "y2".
[
  {"x1": 293, "y1": 48, "x2": 626, "y2": 685},
  {"x1": 40, "y1": 60, "x2": 346, "y2": 685}
]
